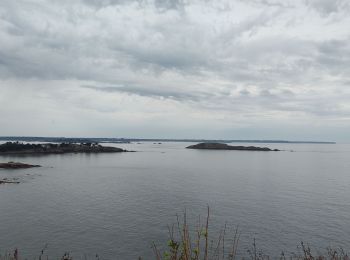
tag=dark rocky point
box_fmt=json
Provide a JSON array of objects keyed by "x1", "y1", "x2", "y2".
[{"x1": 186, "y1": 142, "x2": 280, "y2": 151}]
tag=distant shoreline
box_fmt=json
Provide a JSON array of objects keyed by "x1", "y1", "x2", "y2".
[{"x1": 0, "y1": 136, "x2": 336, "y2": 144}]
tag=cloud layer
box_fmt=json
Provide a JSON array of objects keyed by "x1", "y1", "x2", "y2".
[{"x1": 0, "y1": 0, "x2": 349, "y2": 140}]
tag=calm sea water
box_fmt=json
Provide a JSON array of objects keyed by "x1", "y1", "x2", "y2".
[{"x1": 0, "y1": 142, "x2": 349, "y2": 259}]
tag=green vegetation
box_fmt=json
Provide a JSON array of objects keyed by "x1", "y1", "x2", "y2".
[{"x1": 152, "y1": 207, "x2": 238, "y2": 260}]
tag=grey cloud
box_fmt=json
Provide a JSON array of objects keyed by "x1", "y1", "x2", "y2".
[
  {"x1": 243, "y1": 0, "x2": 294, "y2": 8},
  {"x1": 81, "y1": 85, "x2": 209, "y2": 101},
  {"x1": 305, "y1": 0, "x2": 350, "y2": 15},
  {"x1": 111, "y1": 42, "x2": 209, "y2": 71},
  {"x1": 239, "y1": 89, "x2": 251, "y2": 96},
  {"x1": 153, "y1": 0, "x2": 186, "y2": 10},
  {"x1": 82, "y1": 0, "x2": 186, "y2": 10},
  {"x1": 82, "y1": 0, "x2": 132, "y2": 6},
  {"x1": 259, "y1": 89, "x2": 276, "y2": 98},
  {"x1": 2, "y1": 0, "x2": 273, "y2": 81},
  {"x1": 316, "y1": 38, "x2": 350, "y2": 76}
]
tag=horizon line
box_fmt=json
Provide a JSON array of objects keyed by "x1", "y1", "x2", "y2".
[{"x1": 0, "y1": 136, "x2": 336, "y2": 144}]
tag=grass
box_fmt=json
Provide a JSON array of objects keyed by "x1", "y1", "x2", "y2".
[
  {"x1": 1, "y1": 207, "x2": 349, "y2": 260},
  {"x1": 152, "y1": 206, "x2": 239, "y2": 260}
]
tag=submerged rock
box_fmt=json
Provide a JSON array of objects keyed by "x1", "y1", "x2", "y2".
[
  {"x1": 0, "y1": 178, "x2": 20, "y2": 184},
  {"x1": 186, "y1": 143, "x2": 279, "y2": 151}
]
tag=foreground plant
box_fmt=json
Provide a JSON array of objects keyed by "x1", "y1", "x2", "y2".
[{"x1": 152, "y1": 206, "x2": 240, "y2": 260}]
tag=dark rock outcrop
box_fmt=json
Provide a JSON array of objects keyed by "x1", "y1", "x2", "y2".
[
  {"x1": 0, "y1": 162, "x2": 41, "y2": 169},
  {"x1": 0, "y1": 142, "x2": 127, "y2": 155},
  {"x1": 186, "y1": 143, "x2": 279, "y2": 151}
]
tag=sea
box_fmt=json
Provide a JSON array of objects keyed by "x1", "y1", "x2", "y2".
[{"x1": 0, "y1": 141, "x2": 349, "y2": 259}]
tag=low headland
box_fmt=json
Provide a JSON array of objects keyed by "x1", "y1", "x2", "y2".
[
  {"x1": 186, "y1": 142, "x2": 280, "y2": 151},
  {"x1": 0, "y1": 142, "x2": 127, "y2": 155}
]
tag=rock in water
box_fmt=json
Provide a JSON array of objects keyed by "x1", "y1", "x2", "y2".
[{"x1": 0, "y1": 162, "x2": 41, "y2": 169}]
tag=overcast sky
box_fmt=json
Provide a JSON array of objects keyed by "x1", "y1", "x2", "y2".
[{"x1": 0, "y1": 0, "x2": 349, "y2": 141}]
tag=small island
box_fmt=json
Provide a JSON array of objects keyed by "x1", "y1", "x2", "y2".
[
  {"x1": 0, "y1": 142, "x2": 127, "y2": 155},
  {"x1": 186, "y1": 142, "x2": 280, "y2": 151}
]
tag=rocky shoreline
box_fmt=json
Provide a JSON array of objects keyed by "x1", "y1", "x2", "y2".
[{"x1": 186, "y1": 142, "x2": 280, "y2": 151}]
